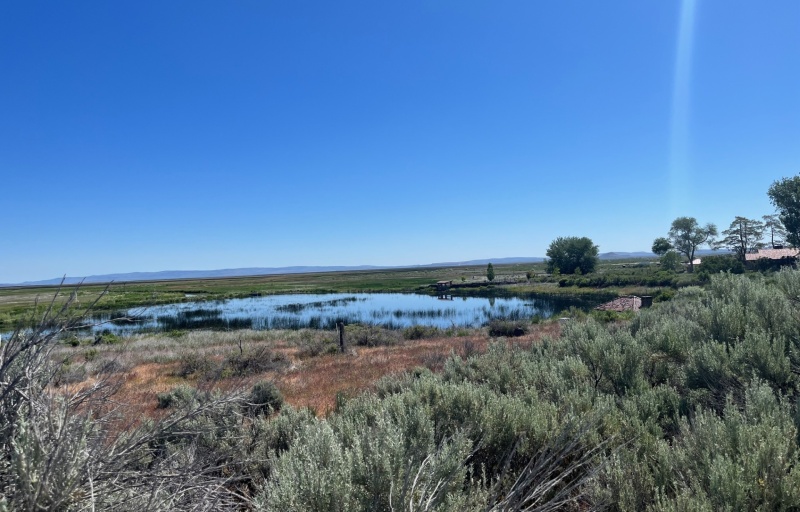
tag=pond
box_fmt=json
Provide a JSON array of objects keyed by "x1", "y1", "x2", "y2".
[{"x1": 91, "y1": 292, "x2": 603, "y2": 335}]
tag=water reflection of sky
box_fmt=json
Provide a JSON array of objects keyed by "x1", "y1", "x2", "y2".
[{"x1": 92, "y1": 292, "x2": 591, "y2": 334}]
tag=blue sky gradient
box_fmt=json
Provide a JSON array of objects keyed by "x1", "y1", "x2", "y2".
[{"x1": 2, "y1": 1, "x2": 799, "y2": 283}]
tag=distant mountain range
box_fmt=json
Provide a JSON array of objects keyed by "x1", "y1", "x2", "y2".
[{"x1": 2, "y1": 250, "x2": 725, "y2": 287}]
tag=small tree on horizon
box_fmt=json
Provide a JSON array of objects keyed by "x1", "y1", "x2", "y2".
[{"x1": 486, "y1": 263, "x2": 495, "y2": 282}]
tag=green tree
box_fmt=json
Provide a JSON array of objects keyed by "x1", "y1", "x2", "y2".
[
  {"x1": 651, "y1": 237, "x2": 673, "y2": 256},
  {"x1": 698, "y1": 254, "x2": 744, "y2": 276},
  {"x1": 762, "y1": 214, "x2": 788, "y2": 248},
  {"x1": 660, "y1": 250, "x2": 682, "y2": 272},
  {"x1": 545, "y1": 236, "x2": 599, "y2": 275},
  {"x1": 716, "y1": 216, "x2": 765, "y2": 262},
  {"x1": 667, "y1": 217, "x2": 718, "y2": 273},
  {"x1": 768, "y1": 175, "x2": 800, "y2": 247},
  {"x1": 486, "y1": 263, "x2": 495, "y2": 282}
]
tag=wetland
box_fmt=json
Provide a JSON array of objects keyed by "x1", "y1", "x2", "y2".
[{"x1": 91, "y1": 291, "x2": 601, "y2": 334}]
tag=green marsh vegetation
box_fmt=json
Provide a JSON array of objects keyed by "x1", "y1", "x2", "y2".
[
  {"x1": 0, "y1": 261, "x2": 676, "y2": 331},
  {"x1": 6, "y1": 268, "x2": 800, "y2": 509},
  {"x1": 0, "y1": 266, "x2": 508, "y2": 330}
]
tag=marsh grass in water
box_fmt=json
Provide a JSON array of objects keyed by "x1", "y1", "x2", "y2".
[{"x1": 86, "y1": 292, "x2": 595, "y2": 335}]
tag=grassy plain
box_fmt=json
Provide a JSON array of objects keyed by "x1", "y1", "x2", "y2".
[
  {"x1": 0, "y1": 259, "x2": 672, "y2": 329},
  {"x1": 0, "y1": 265, "x2": 496, "y2": 326},
  {"x1": 15, "y1": 259, "x2": 667, "y2": 422}
]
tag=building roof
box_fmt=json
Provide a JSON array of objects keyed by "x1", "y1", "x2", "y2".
[
  {"x1": 744, "y1": 248, "x2": 799, "y2": 261},
  {"x1": 594, "y1": 296, "x2": 641, "y2": 312}
]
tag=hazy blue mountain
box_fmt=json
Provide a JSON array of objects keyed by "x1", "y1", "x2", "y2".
[
  {"x1": 419, "y1": 257, "x2": 546, "y2": 267},
  {"x1": 9, "y1": 266, "x2": 384, "y2": 287},
  {"x1": 598, "y1": 252, "x2": 656, "y2": 260},
  {"x1": 5, "y1": 250, "x2": 729, "y2": 287}
]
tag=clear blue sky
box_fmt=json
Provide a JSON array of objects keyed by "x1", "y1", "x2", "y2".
[{"x1": 2, "y1": 1, "x2": 799, "y2": 283}]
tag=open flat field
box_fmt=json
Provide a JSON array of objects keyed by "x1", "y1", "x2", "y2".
[
  {"x1": 0, "y1": 259, "x2": 670, "y2": 330},
  {"x1": 0, "y1": 264, "x2": 537, "y2": 329}
]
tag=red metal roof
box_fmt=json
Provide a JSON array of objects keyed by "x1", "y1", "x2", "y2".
[{"x1": 745, "y1": 248, "x2": 799, "y2": 261}]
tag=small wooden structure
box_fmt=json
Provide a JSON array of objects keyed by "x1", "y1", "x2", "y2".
[{"x1": 435, "y1": 280, "x2": 453, "y2": 300}]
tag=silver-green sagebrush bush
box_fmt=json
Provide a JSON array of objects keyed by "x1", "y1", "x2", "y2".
[{"x1": 0, "y1": 287, "x2": 262, "y2": 510}]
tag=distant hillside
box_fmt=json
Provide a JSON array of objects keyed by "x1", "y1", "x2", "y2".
[
  {"x1": 418, "y1": 257, "x2": 546, "y2": 267},
  {"x1": 598, "y1": 251, "x2": 656, "y2": 260},
  {"x1": 598, "y1": 249, "x2": 726, "y2": 261},
  {"x1": 9, "y1": 266, "x2": 384, "y2": 287}
]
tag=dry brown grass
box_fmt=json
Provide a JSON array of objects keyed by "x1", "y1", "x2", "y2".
[
  {"x1": 74, "y1": 323, "x2": 562, "y2": 420},
  {"x1": 275, "y1": 335, "x2": 484, "y2": 414}
]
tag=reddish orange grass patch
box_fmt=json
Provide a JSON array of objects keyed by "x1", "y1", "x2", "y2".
[{"x1": 86, "y1": 323, "x2": 561, "y2": 420}]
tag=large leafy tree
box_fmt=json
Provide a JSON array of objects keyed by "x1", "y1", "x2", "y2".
[
  {"x1": 716, "y1": 216, "x2": 765, "y2": 262},
  {"x1": 667, "y1": 217, "x2": 718, "y2": 273},
  {"x1": 486, "y1": 263, "x2": 495, "y2": 282},
  {"x1": 768, "y1": 176, "x2": 800, "y2": 247},
  {"x1": 762, "y1": 214, "x2": 788, "y2": 248},
  {"x1": 546, "y1": 236, "x2": 599, "y2": 275},
  {"x1": 651, "y1": 237, "x2": 673, "y2": 256}
]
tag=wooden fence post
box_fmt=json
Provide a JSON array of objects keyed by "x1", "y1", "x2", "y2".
[{"x1": 337, "y1": 321, "x2": 345, "y2": 353}]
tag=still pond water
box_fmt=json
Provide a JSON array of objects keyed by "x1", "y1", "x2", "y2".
[{"x1": 95, "y1": 292, "x2": 601, "y2": 335}]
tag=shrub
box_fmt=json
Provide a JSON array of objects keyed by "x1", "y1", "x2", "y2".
[
  {"x1": 590, "y1": 309, "x2": 634, "y2": 324},
  {"x1": 344, "y1": 324, "x2": 401, "y2": 347},
  {"x1": 1, "y1": 288, "x2": 256, "y2": 510},
  {"x1": 487, "y1": 319, "x2": 528, "y2": 337},
  {"x1": 83, "y1": 348, "x2": 98, "y2": 362},
  {"x1": 52, "y1": 361, "x2": 87, "y2": 386},
  {"x1": 157, "y1": 384, "x2": 199, "y2": 409},
  {"x1": 176, "y1": 352, "x2": 213, "y2": 379},
  {"x1": 93, "y1": 330, "x2": 121, "y2": 345},
  {"x1": 297, "y1": 337, "x2": 340, "y2": 358},
  {"x1": 658, "y1": 382, "x2": 800, "y2": 510},
  {"x1": 403, "y1": 325, "x2": 442, "y2": 340},
  {"x1": 246, "y1": 380, "x2": 284, "y2": 417},
  {"x1": 699, "y1": 254, "x2": 744, "y2": 276},
  {"x1": 256, "y1": 422, "x2": 358, "y2": 511},
  {"x1": 223, "y1": 346, "x2": 289, "y2": 377},
  {"x1": 95, "y1": 358, "x2": 129, "y2": 375}
]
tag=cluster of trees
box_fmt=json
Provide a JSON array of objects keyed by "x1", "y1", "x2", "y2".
[
  {"x1": 650, "y1": 173, "x2": 800, "y2": 274},
  {"x1": 652, "y1": 213, "x2": 789, "y2": 272},
  {"x1": 652, "y1": 217, "x2": 718, "y2": 273},
  {"x1": 545, "y1": 175, "x2": 800, "y2": 276}
]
